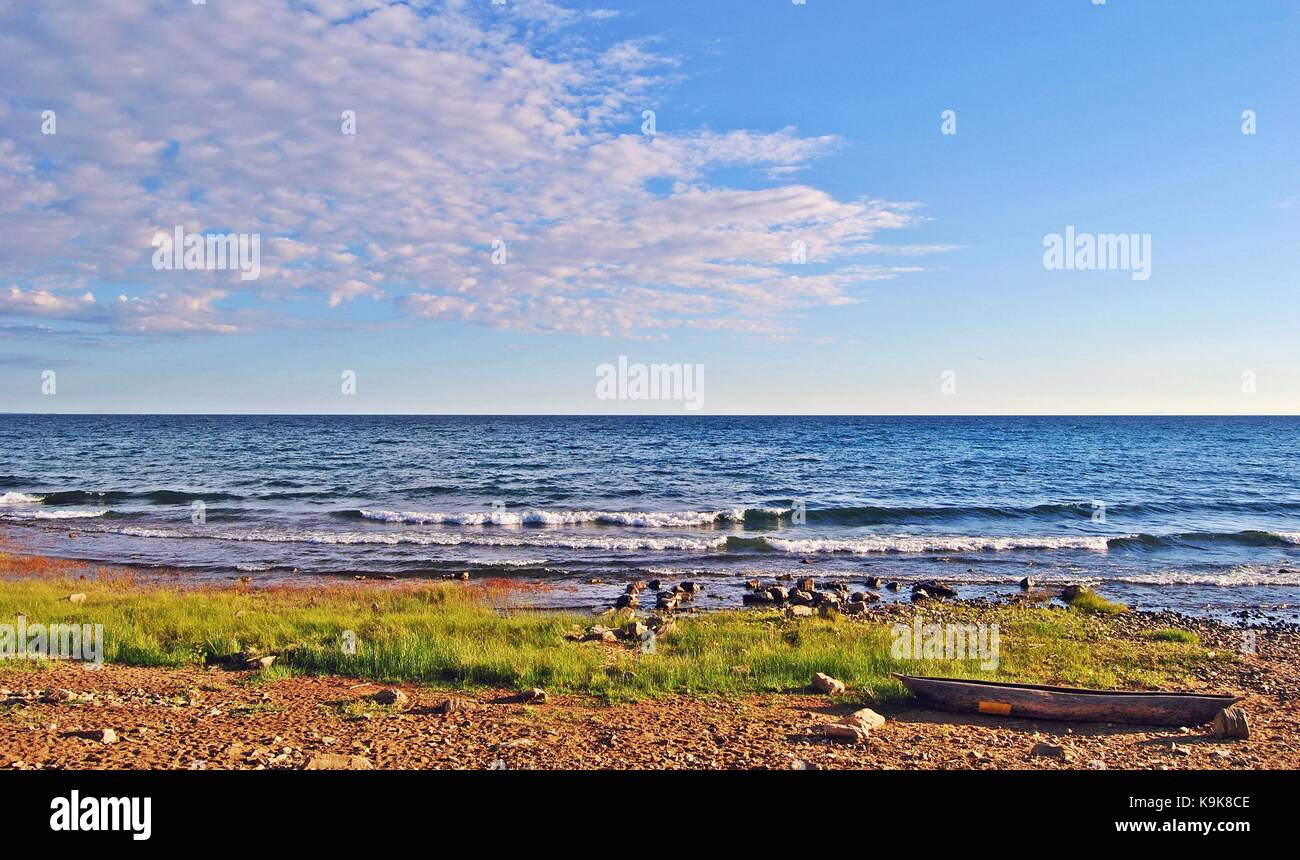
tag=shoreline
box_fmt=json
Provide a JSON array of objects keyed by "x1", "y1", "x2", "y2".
[
  {"x1": 4, "y1": 534, "x2": 1298, "y2": 629},
  {"x1": 1, "y1": 551, "x2": 1297, "y2": 770}
]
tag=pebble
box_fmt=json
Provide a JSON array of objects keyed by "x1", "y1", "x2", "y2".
[{"x1": 811, "y1": 673, "x2": 845, "y2": 695}]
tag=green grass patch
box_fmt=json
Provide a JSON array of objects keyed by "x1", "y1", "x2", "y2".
[
  {"x1": 1143, "y1": 627, "x2": 1199, "y2": 645},
  {"x1": 0, "y1": 574, "x2": 1218, "y2": 700},
  {"x1": 1064, "y1": 589, "x2": 1129, "y2": 615}
]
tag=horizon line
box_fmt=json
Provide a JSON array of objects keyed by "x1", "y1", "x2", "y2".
[{"x1": 3, "y1": 412, "x2": 1299, "y2": 419}]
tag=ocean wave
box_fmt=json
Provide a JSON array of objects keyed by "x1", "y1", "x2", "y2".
[
  {"x1": 1108, "y1": 530, "x2": 1300, "y2": 549},
  {"x1": 349, "y1": 508, "x2": 752, "y2": 527},
  {"x1": 1108, "y1": 567, "x2": 1300, "y2": 587},
  {"x1": 103, "y1": 525, "x2": 728, "y2": 552},
  {"x1": 753, "y1": 534, "x2": 1118, "y2": 554},
  {"x1": 44, "y1": 489, "x2": 241, "y2": 505},
  {"x1": 793, "y1": 500, "x2": 1300, "y2": 524},
  {"x1": 0, "y1": 508, "x2": 108, "y2": 520},
  {"x1": 0, "y1": 492, "x2": 42, "y2": 505}
]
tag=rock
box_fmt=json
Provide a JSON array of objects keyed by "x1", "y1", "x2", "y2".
[
  {"x1": 843, "y1": 601, "x2": 870, "y2": 615},
  {"x1": 433, "y1": 698, "x2": 468, "y2": 715},
  {"x1": 912, "y1": 580, "x2": 958, "y2": 599},
  {"x1": 625, "y1": 580, "x2": 646, "y2": 594},
  {"x1": 98, "y1": 729, "x2": 118, "y2": 745},
  {"x1": 583, "y1": 624, "x2": 617, "y2": 642},
  {"x1": 864, "y1": 576, "x2": 881, "y2": 588},
  {"x1": 1030, "y1": 742, "x2": 1076, "y2": 762},
  {"x1": 304, "y1": 754, "x2": 373, "y2": 770},
  {"x1": 843, "y1": 708, "x2": 886, "y2": 731},
  {"x1": 801, "y1": 558, "x2": 815, "y2": 565},
  {"x1": 790, "y1": 589, "x2": 814, "y2": 605},
  {"x1": 814, "y1": 722, "x2": 868, "y2": 743},
  {"x1": 741, "y1": 592, "x2": 773, "y2": 606},
  {"x1": 818, "y1": 603, "x2": 840, "y2": 619},
  {"x1": 67, "y1": 593, "x2": 86, "y2": 604},
  {"x1": 911, "y1": 588, "x2": 932, "y2": 602},
  {"x1": 812, "y1": 673, "x2": 845, "y2": 695},
  {"x1": 501, "y1": 737, "x2": 536, "y2": 749},
  {"x1": 1212, "y1": 706, "x2": 1249, "y2": 740},
  {"x1": 766, "y1": 586, "x2": 789, "y2": 603},
  {"x1": 648, "y1": 615, "x2": 675, "y2": 634},
  {"x1": 680, "y1": 581, "x2": 703, "y2": 594},
  {"x1": 787, "y1": 605, "x2": 814, "y2": 618},
  {"x1": 656, "y1": 596, "x2": 679, "y2": 611},
  {"x1": 456, "y1": 571, "x2": 470, "y2": 581},
  {"x1": 1060, "y1": 584, "x2": 1085, "y2": 603},
  {"x1": 1087, "y1": 759, "x2": 1107, "y2": 770},
  {"x1": 614, "y1": 593, "x2": 639, "y2": 610},
  {"x1": 647, "y1": 579, "x2": 662, "y2": 590},
  {"x1": 885, "y1": 581, "x2": 900, "y2": 591},
  {"x1": 42, "y1": 688, "x2": 75, "y2": 704},
  {"x1": 517, "y1": 688, "x2": 548, "y2": 705},
  {"x1": 745, "y1": 578, "x2": 762, "y2": 590},
  {"x1": 796, "y1": 577, "x2": 816, "y2": 593},
  {"x1": 850, "y1": 591, "x2": 880, "y2": 604},
  {"x1": 369, "y1": 688, "x2": 408, "y2": 707},
  {"x1": 1019, "y1": 577, "x2": 1035, "y2": 590},
  {"x1": 621, "y1": 621, "x2": 648, "y2": 640},
  {"x1": 245, "y1": 655, "x2": 277, "y2": 670}
]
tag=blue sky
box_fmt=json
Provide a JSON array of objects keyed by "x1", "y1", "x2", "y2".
[{"x1": 1, "y1": 0, "x2": 1297, "y2": 413}]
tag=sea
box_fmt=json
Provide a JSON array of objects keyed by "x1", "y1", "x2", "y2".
[{"x1": 1, "y1": 415, "x2": 1298, "y2": 622}]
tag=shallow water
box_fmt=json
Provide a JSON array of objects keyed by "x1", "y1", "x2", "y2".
[{"x1": 2, "y1": 415, "x2": 1298, "y2": 622}]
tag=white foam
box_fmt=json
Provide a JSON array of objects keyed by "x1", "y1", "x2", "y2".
[
  {"x1": 763, "y1": 534, "x2": 1117, "y2": 554},
  {"x1": 0, "y1": 509, "x2": 106, "y2": 520},
  {"x1": 0, "y1": 492, "x2": 42, "y2": 505},
  {"x1": 1111, "y1": 566, "x2": 1300, "y2": 587},
  {"x1": 357, "y1": 508, "x2": 744, "y2": 528},
  {"x1": 109, "y1": 525, "x2": 727, "y2": 553}
]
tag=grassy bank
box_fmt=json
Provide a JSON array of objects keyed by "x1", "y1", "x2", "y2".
[{"x1": 0, "y1": 569, "x2": 1221, "y2": 702}]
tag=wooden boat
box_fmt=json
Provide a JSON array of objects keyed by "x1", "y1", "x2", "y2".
[{"x1": 893, "y1": 674, "x2": 1239, "y2": 726}]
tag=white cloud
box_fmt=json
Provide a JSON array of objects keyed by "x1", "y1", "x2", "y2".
[{"x1": 0, "y1": 0, "x2": 947, "y2": 340}]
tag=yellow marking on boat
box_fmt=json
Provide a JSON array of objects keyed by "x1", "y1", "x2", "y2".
[{"x1": 978, "y1": 701, "x2": 1012, "y2": 715}]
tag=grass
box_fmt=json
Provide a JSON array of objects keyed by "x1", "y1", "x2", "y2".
[
  {"x1": 1063, "y1": 588, "x2": 1130, "y2": 615},
  {"x1": 0, "y1": 563, "x2": 1221, "y2": 702},
  {"x1": 1143, "y1": 627, "x2": 1200, "y2": 645}
]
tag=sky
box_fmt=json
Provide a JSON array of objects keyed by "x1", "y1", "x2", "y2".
[{"x1": 0, "y1": 0, "x2": 1297, "y2": 414}]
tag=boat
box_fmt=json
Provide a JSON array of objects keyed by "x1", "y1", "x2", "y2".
[{"x1": 893, "y1": 674, "x2": 1240, "y2": 726}]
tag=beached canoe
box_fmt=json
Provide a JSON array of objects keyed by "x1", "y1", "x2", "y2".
[{"x1": 893, "y1": 674, "x2": 1239, "y2": 726}]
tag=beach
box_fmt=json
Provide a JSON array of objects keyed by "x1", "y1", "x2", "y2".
[{"x1": 1, "y1": 552, "x2": 1296, "y2": 771}]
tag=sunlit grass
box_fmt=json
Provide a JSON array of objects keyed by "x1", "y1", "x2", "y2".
[{"x1": 0, "y1": 559, "x2": 1220, "y2": 701}]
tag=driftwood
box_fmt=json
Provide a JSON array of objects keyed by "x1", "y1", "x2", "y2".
[{"x1": 1212, "y1": 706, "x2": 1250, "y2": 740}]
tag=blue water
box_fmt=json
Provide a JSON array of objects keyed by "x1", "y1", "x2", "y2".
[{"x1": 2, "y1": 415, "x2": 1298, "y2": 621}]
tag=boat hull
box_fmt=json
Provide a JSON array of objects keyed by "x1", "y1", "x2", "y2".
[{"x1": 893, "y1": 674, "x2": 1239, "y2": 726}]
